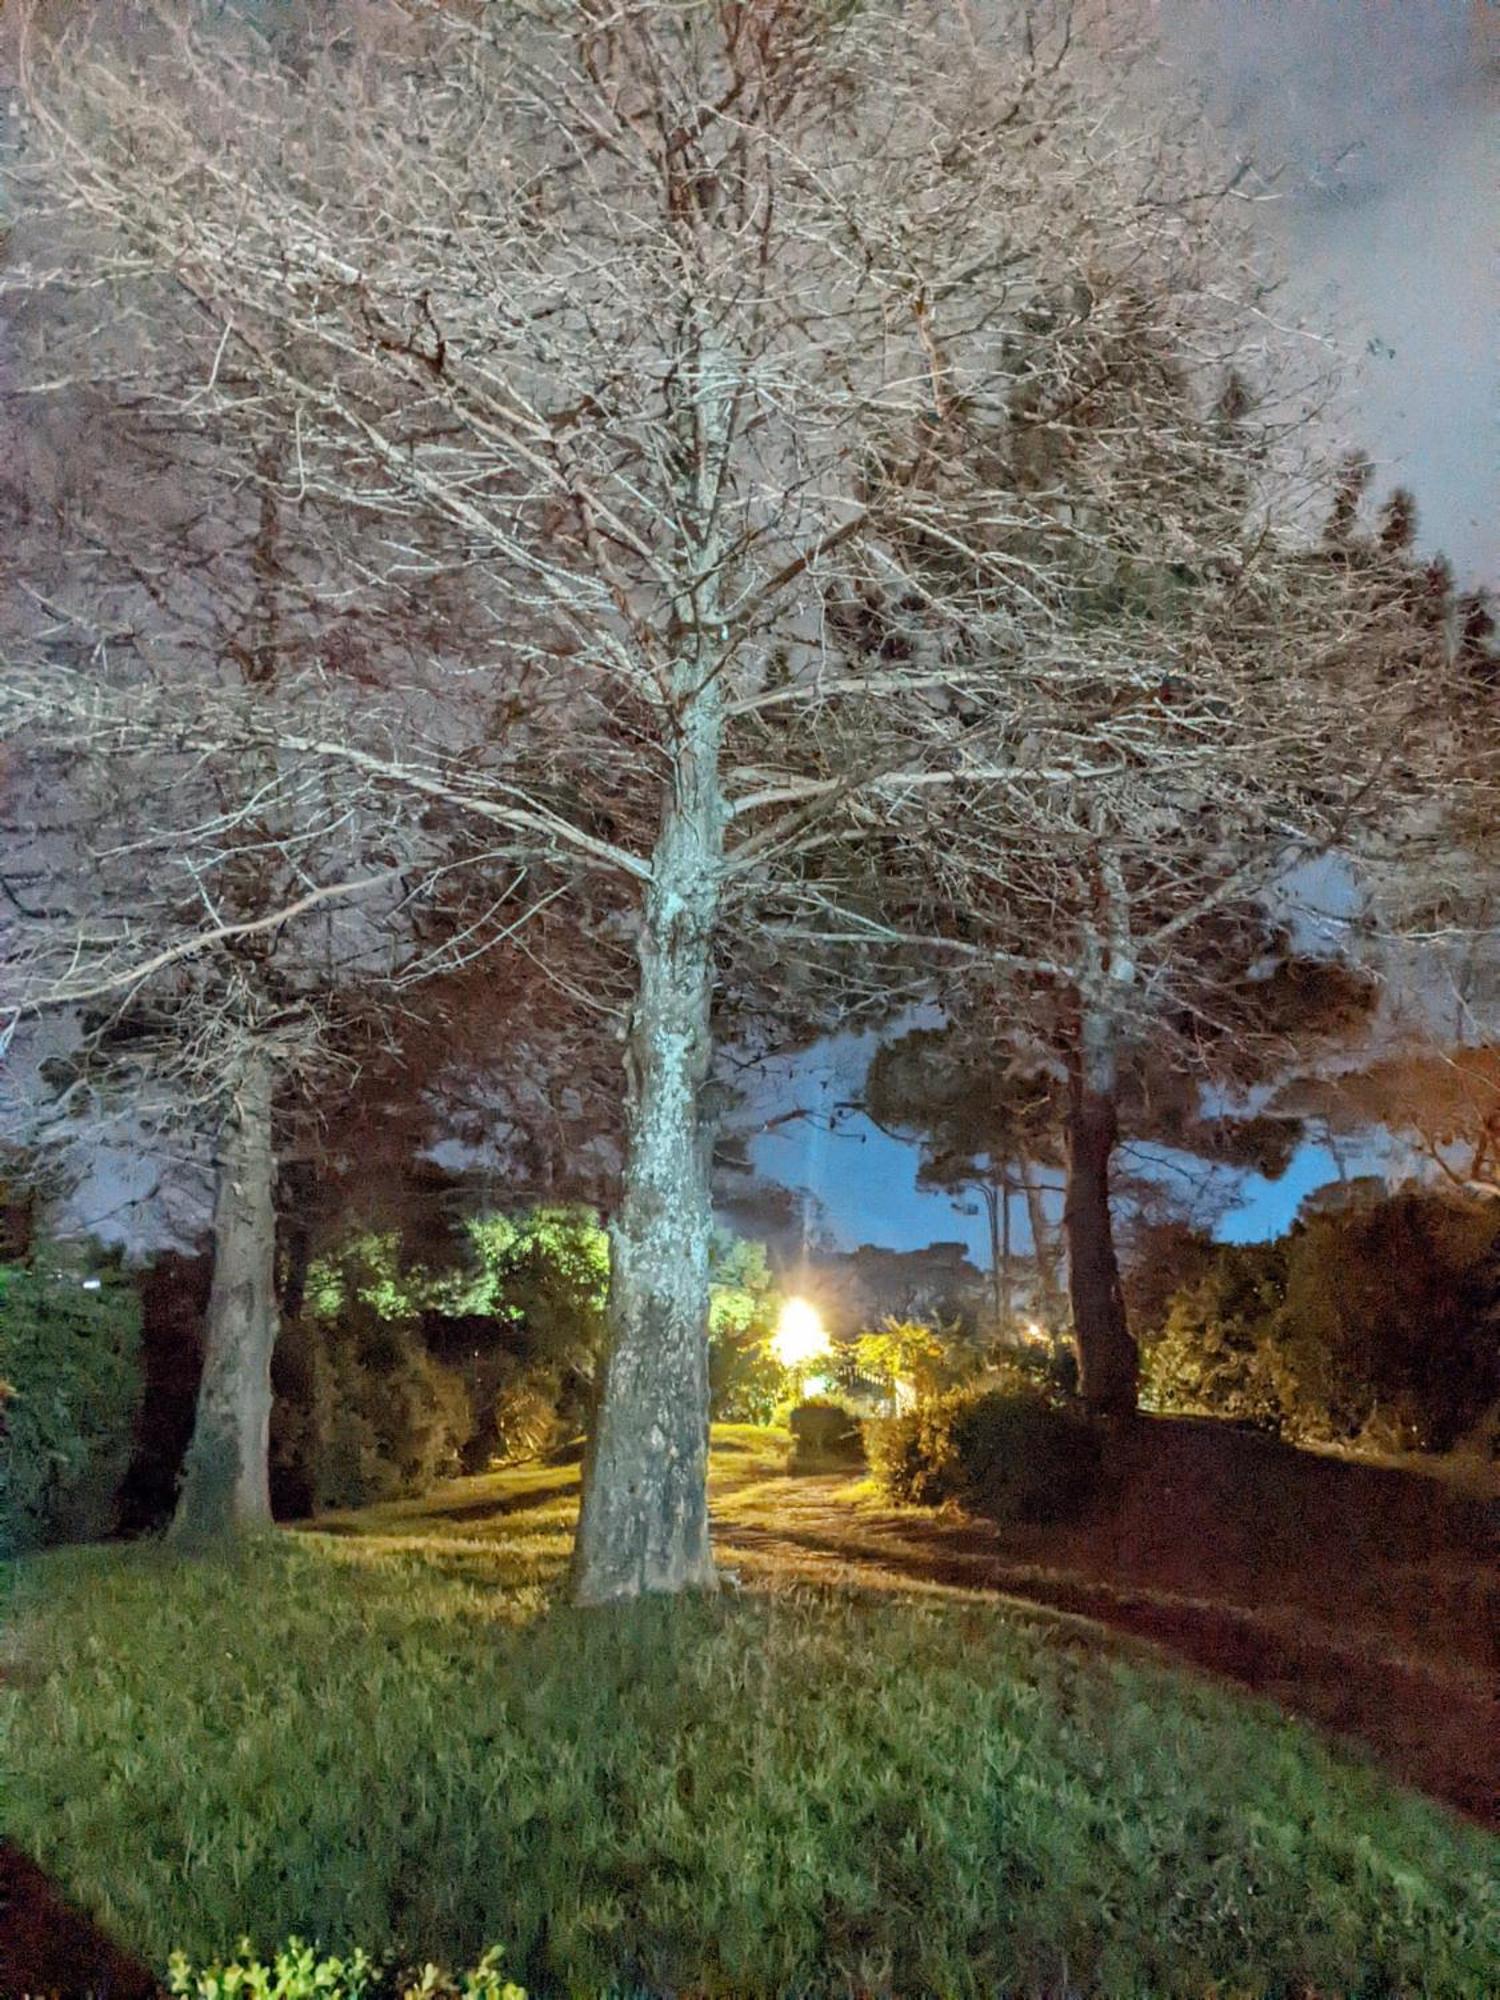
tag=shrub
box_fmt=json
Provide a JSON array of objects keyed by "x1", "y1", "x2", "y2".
[
  {"x1": 272, "y1": 1303, "x2": 472, "y2": 1515},
  {"x1": 489, "y1": 1373, "x2": 565, "y2": 1465},
  {"x1": 1140, "y1": 1240, "x2": 1289, "y2": 1435},
  {"x1": 1280, "y1": 1192, "x2": 1500, "y2": 1451},
  {"x1": 856, "y1": 1312, "x2": 988, "y2": 1408},
  {"x1": 1142, "y1": 1194, "x2": 1500, "y2": 1453},
  {"x1": 985, "y1": 1343, "x2": 1079, "y2": 1404},
  {"x1": 708, "y1": 1234, "x2": 788, "y2": 1422},
  {"x1": 166, "y1": 1937, "x2": 523, "y2": 1999},
  {"x1": 0, "y1": 1249, "x2": 143, "y2": 1554},
  {"x1": 868, "y1": 1387, "x2": 1103, "y2": 1523},
  {"x1": 787, "y1": 1397, "x2": 865, "y2": 1469}
]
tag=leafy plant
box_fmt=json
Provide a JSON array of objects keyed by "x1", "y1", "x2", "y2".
[
  {"x1": 1140, "y1": 1240, "x2": 1289, "y2": 1434},
  {"x1": 272, "y1": 1304, "x2": 471, "y2": 1515},
  {"x1": 707, "y1": 1233, "x2": 787, "y2": 1422},
  {"x1": 787, "y1": 1398, "x2": 865, "y2": 1470},
  {"x1": 868, "y1": 1387, "x2": 1103, "y2": 1522},
  {"x1": 166, "y1": 1938, "x2": 523, "y2": 2000},
  {"x1": 1141, "y1": 1193, "x2": 1500, "y2": 1453},
  {"x1": 854, "y1": 1316, "x2": 973, "y2": 1405},
  {"x1": 0, "y1": 1247, "x2": 143, "y2": 1553}
]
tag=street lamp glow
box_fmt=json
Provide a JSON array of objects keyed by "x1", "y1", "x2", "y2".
[{"x1": 772, "y1": 1297, "x2": 828, "y2": 1370}]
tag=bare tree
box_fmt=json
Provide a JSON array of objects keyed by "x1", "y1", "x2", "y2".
[
  {"x1": 0, "y1": 167, "x2": 579, "y2": 1539},
  {"x1": 9, "y1": 0, "x2": 1461, "y2": 1587}
]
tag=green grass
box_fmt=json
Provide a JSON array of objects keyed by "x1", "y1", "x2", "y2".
[{"x1": 2, "y1": 1428, "x2": 1496, "y2": 1998}]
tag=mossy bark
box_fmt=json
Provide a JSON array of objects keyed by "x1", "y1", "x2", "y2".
[{"x1": 171, "y1": 1051, "x2": 279, "y2": 1545}]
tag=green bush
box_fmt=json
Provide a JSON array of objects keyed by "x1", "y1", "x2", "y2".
[
  {"x1": 272, "y1": 1303, "x2": 472, "y2": 1515},
  {"x1": 1142, "y1": 1193, "x2": 1500, "y2": 1453},
  {"x1": 787, "y1": 1397, "x2": 865, "y2": 1469},
  {"x1": 489, "y1": 1372, "x2": 565, "y2": 1466},
  {"x1": 708, "y1": 1234, "x2": 788, "y2": 1422},
  {"x1": 868, "y1": 1387, "x2": 1103, "y2": 1522},
  {"x1": 0, "y1": 1250, "x2": 143, "y2": 1554},
  {"x1": 1140, "y1": 1240, "x2": 1289, "y2": 1434},
  {"x1": 167, "y1": 1937, "x2": 522, "y2": 1999}
]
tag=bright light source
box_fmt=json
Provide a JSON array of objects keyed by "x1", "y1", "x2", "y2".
[
  {"x1": 772, "y1": 1297, "x2": 828, "y2": 1370},
  {"x1": 81, "y1": 1278, "x2": 103, "y2": 1292},
  {"x1": 1022, "y1": 1319, "x2": 1048, "y2": 1345}
]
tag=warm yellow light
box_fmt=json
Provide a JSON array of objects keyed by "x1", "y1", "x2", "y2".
[
  {"x1": 772, "y1": 1297, "x2": 828, "y2": 1370},
  {"x1": 1022, "y1": 1319, "x2": 1049, "y2": 1345}
]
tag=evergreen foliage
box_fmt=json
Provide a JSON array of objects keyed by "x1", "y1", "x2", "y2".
[
  {"x1": 0, "y1": 1248, "x2": 144, "y2": 1553},
  {"x1": 1141, "y1": 1190, "x2": 1500, "y2": 1452},
  {"x1": 867, "y1": 1387, "x2": 1103, "y2": 1522}
]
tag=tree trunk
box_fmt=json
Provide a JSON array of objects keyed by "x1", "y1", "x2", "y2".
[
  {"x1": 571, "y1": 279, "x2": 733, "y2": 1604},
  {"x1": 1064, "y1": 1013, "x2": 1138, "y2": 1414},
  {"x1": 171, "y1": 1050, "x2": 279, "y2": 1545},
  {"x1": 571, "y1": 789, "x2": 723, "y2": 1602},
  {"x1": 1019, "y1": 1154, "x2": 1062, "y2": 1322},
  {"x1": 1000, "y1": 1174, "x2": 1013, "y2": 1341}
]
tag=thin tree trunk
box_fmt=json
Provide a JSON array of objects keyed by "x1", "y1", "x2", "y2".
[
  {"x1": 171, "y1": 1049, "x2": 279, "y2": 1544},
  {"x1": 982, "y1": 1180, "x2": 1006, "y2": 1342},
  {"x1": 999, "y1": 1176, "x2": 1013, "y2": 1342},
  {"x1": 1064, "y1": 1011, "x2": 1138, "y2": 1414},
  {"x1": 1019, "y1": 1154, "x2": 1062, "y2": 1321}
]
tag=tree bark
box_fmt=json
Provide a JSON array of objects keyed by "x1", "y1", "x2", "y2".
[
  {"x1": 171, "y1": 1049, "x2": 279, "y2": 1544},
  {"x1": 1000, "y1": 1174, "x2": 1013, "y2": 1341},
  {"x1": 1064, "y1": 1012, "x2": 1138, "y2": 1414},
  {"x1": 570, "y1": 263, "x2": 733, "y2": 1604},
  {"x1": 571, "y1": 769, "x2": 723, "y2": 1602}
]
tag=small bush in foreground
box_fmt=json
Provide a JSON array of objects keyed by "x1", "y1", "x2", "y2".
[
  {"x1": 167, "y1": 1937, "x2": 522, "y2": 1999},
  {"x1": 0, "y1": 1250, "x2": 143, "y2": 1554},
  {"x1": 868, "y1": 1387, "x2": 1102, "y2": 1521},
  {"x1": 787, "y1": 1398, "x2": 865, "y2": 1469}
]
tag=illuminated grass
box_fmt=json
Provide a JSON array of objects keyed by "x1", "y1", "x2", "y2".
[{"x1": 2, "y1": 1428, "x2": 1495, "y2": 1998}]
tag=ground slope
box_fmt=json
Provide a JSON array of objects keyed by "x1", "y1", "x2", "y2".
[{"x1": 2, "y1": 1426, "x2": 1495, "y2": 1997}]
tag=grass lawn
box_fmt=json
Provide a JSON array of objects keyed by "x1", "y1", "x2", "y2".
[{"x1": 2, "y1": 1426, "x2": 1496, "y2": 1998}]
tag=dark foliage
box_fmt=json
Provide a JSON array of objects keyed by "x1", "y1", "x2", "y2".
[
  {"x1": 116, "y1": 1251, "x2": 212, "y2": 1534},
  {"x1": 787, "y1": 1398, "x2": 866, "y2": 1470},
  {"x1": 272, "y1": 1301, "x2": 472, "y2": 1515},
  {"x1": 0, "y1": 1249, "x2": 144, "y2": 1553},
  {"x1": 1143, "y1": 1190, "x2": 1500, "y2": 1453},
  {"x1": 867, "y1": 1386, "x2": 1103, "y2": 1522}
]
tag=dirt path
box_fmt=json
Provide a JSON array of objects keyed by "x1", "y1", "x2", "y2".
[
  {"x1": 0, "y1": 1839, "x2": 160, "y2": 2000},
  {"x1": 711, "y1": 1422, "x2": 1498, "y2": 1828}
]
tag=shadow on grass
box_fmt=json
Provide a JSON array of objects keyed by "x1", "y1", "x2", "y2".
[{"x1": 714, "y1": 1509, "x2": 1500, "y2": 1827}]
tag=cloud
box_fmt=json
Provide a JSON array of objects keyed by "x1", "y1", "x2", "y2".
[{"x1": 1150, "y1": 0, "x2": 1497, "y2": 582}]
